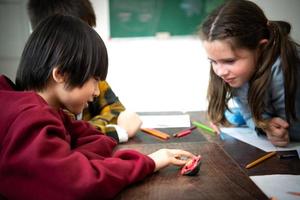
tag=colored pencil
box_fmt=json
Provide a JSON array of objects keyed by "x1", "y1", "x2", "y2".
[
  {"x1": 141, "y1": 128, "x2": 170, "y2": 140},
  {"x1": 245, "y1": 151, "x2": 276, "y2": 169},
  {"x1": 192, "y1": 121, "x2": 214, "y2": 135},
  {"x1": 173, "y1": 126, "x2": 196, "y2": 137}
]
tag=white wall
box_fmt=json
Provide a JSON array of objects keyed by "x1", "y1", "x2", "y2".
[
  {"x1": 105, "y1": 37, "x2": 209, "y2": 112},
  {"x1": 0, "y1": 0, "x2": 30, "y2": 81},
  {"x1": 90, "y1": 0, "x2": 300, "y2": 112},
  {"x1": 92, "y1": 0, "x2": 209, "y2": 112},
  {"x1": 252, "y1": 0, "x2": 300, "y2": 43}
]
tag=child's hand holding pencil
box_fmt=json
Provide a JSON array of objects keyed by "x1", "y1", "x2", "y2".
[{"x1": 209, "y1": 121, "x2": 221, "y2": 134}]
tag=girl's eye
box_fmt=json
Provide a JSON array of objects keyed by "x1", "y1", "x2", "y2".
[{"x1": 224, "y1": 59, "x2": 235, "y2": 64}]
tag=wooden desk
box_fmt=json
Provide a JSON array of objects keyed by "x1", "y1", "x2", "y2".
[
  {"x1": 115, "y1": 142, "x2": 268, "y2": 200},
  {"x1": 126, "y1": 127, "x2": 206, "y2": 144},
  {"x1": 188, "y1": 111, "x2": 300, "y2": 176},
  {"x1": 127, "y1": 112, "x2": 206, "y2": 144},
  {"x1": 115, "y1": 111, "x2": 300, "y2": 199}
]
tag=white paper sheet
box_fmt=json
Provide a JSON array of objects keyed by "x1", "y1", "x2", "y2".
[
  {"x1": 221, "y1": 127, "x2": 300, "y2": 152},
  {"x1": 250, "y1": 175, "x2": 300, "y2": 200},
  {"x1": 140, "y1": 114, "x2": 191, "y2": 128}
]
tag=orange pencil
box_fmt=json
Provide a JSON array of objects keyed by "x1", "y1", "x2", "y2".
[
  {"x1": 245, "y1": 151, "x2": 276, "y2": 169},
  {"x1": 141, "y1": 128, "x2": 170, "y2": 140}
]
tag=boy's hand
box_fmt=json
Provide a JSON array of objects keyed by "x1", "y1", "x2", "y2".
[
  {"x1": 265, "y1": 117, "x2": 289, "y2": 147},
  {"x1": 148, "y1": 149, "x2": 196, "y2": 172}
]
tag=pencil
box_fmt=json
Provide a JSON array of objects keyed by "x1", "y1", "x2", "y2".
[
  {"x1": 174, "y1": 130, "x2": 192, "y2": 137},
  {"x1": 141, "y1": 128, "x2": 170, "y2": 140},
  {"x1": 173, "y1": 126, "x2": 196, "y2": 137},
  {"x1": 192, "y1": 121, "x2": 215, "y2": 135},
  {"x1": 245, "y1": 151, "x2": 276, "y2": 169}
]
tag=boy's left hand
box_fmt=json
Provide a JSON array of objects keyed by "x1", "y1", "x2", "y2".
[{"x1": 265, "y1": 117, "x2": 289, "y2": 147}]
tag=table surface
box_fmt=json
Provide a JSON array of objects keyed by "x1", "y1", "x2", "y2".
[
  {"x1": 188, "y1": 111, "x2": 300, "y2": 176},
  {"x1": 115, "y1": 111, "x2": 300, "y2": 199},
  {"x1": 115, "y1": 142, "x2": 268, "y2": 200}
]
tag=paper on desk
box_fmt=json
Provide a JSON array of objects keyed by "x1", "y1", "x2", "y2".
[
  {"x1": 250, "y1": 175, "x2": 300, "y2": 200},
  {"x1": 140, "y1": 114, "x2": 191, "y2": 128},
  {"x1": 221, "y1": 127, "x2": 300, "y2": 152}
]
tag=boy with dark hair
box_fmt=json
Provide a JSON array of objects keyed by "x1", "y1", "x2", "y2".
[
  {"x1": 27, "y1": 0, "x2": 141, "y2": 143},
  {"x1": 0, "y1": 14, "x2": 195, "y2": 200}
]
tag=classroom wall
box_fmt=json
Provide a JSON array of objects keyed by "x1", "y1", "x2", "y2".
[
  {"x1": 0, "y1": 0, "x2": 299, "y2": 113},
  {"x1": 251, "y1": 0, "x2": 300, "y2": 42},
  {"x1": 90, "y1": 0, "x2": 300, "y2": 112},
  {"x1": 91, "y1": 0, "x2": 208, "y2": 112},
  {"x1": 0, "y1": 0, "x2": 30, "y2": 82}
]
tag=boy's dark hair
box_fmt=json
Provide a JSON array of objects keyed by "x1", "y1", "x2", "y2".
[
  {"x1": 27, "y1": 0, "x2": 96, "y2": 29},
  {"x1": 16, "y1": 14, "x2": 107, "y2": 91}
]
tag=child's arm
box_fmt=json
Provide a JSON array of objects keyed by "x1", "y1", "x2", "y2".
[
  {"x1": 117, "y1": 110, "x2": 142, "y2": 138},
  {"x1": 2, "y1": 107, "x2": 154, "y2": 200},
  {"x1": 84, "y1": 81, "x2": 142, "y2": 141},
  {"x1": 263, "y1": 59, "x2": 290, "y2": 146},
  {"x1": 70, "y1": 117, "x2": 195, "y2": 172}
]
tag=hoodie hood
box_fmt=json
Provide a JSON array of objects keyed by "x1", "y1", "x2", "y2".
[{"x1": 0, "y1": 75, "x2": 17, "y2": 91}]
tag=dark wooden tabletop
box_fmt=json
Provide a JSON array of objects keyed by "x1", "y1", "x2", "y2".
[
  {"x1": 115, "y1": 142, "x2": 268, "y2": 200},
  {"x1": 115, "y1": 111, "x2": 300, "y2": 199},
  {"x1": 125, "y1": 127, "x2": 206, "y2": 144},
  {"x1": 188, "y1": 111, "x2": 300, "y2": 176}
]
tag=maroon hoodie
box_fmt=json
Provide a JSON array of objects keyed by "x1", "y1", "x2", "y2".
[{"x1": 0, "y1": 75, "x2": 155, "y2": 200}]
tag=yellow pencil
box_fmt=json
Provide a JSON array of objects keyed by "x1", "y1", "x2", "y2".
[
  {"x1": 141, "y1": 128, "x2": 170, "y2": 140},
  {"x1": 245, "y1": 151, "x2": 276, "y2": 169}
]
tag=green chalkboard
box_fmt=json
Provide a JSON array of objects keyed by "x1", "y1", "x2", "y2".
[{"x1": 109, "y1": 0, "x2": 225, "y2": 38}]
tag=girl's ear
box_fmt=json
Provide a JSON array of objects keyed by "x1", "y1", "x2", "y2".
[{"x1": 52, "y1": 67, "x2": 65, "y2": 83}]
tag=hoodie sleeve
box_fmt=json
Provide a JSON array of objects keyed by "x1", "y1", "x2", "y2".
[{"x1": 0, "y1": 105, "x2": 155, "y2": 200}]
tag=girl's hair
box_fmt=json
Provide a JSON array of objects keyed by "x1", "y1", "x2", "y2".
[
  {"x1": 27, "y1": 0, "x2": 96, "y2": 29},
  {"x1": 16, "y1": 14, "x2": 108, "y2": 91},
  {"x1": 200, "y1": 0, "x2": 299, "y2": 128}
]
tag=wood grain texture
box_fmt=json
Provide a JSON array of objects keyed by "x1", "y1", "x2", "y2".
[
  {"x1": 188, "y1": 111, "x2": 300, "y2": 176},
  {"x1": 115, "y1": 142, "x2": 268, "y2": 200}
]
